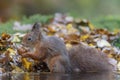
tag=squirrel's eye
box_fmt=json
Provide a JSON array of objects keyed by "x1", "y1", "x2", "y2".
[{"x1": 28, "y1": 37, "x2": 32, "y2": 41}]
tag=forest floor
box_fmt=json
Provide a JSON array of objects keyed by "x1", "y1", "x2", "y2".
[{"x1": 0, "y1": 13, "x2": 120, "y2": 73}]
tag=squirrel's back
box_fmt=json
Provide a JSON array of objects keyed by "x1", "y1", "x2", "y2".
[
  {"x1": 68, "y1": 43, "x2": 112, "y2": 72},
  {"x1": 43, "y1": 36, "x2": 69, "y2": 56},
  {"x1": 45, "y1": 37, "x2": 112, "y2": 72}
]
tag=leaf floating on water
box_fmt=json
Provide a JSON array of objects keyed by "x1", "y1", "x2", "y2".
[{"x1": 24, "y1": 72, "x2": 30, "y2": 80}]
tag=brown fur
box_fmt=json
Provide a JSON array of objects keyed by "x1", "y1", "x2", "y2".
[
  {"x1": 19, "y1": 23, "x2": 112, "y2": 73},
  {"x1": 68, "y1": 43, "x2": 112, "y2": 72}
]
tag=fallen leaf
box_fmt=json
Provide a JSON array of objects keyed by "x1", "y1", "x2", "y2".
[
  {"x1": 97, "y1": 39, "x2": 111, "y2": 48},
  {"x1": 21, "y1": 58, "x2": 33, "y2": 71}
]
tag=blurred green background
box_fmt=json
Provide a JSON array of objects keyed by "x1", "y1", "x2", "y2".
[
  {"x1": 1, "y1": 0, "x2": 120, "y2": 20},
  {"x1": 0, "y1": 0, "x2": 120, "y2": 33}
]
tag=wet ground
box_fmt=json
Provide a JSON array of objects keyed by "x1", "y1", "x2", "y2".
[{"x1": 0, "y1": 72, "x2": 117, "y2": 80}]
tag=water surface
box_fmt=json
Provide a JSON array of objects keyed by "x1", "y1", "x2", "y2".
[{"x1": 0, "y1": 72, "x2": 116, "y2": 80}]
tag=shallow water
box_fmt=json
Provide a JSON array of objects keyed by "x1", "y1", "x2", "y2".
[{"x1": 0, "y1": 72, "x2": 117, "y2": 80}]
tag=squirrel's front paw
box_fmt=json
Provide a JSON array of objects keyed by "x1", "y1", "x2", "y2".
[
  {"x1": 17, "y1": 47, "x2": 30, "y2": 58},
  {"x1": 17, "y1": 47, "x2": 28, "y2": 55}
]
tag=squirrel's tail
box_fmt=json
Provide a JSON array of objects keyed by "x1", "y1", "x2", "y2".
[{"x1": 68, "y1": 43, "x2": 112, "y2": 72}]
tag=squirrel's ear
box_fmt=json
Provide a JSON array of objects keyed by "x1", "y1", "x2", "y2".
[
  {"x1": 32, "y1": 22, "x2": 41, "y2": 32},
  {"x1": 32, "y1": 22, "x2": 43, "y2": 39}
]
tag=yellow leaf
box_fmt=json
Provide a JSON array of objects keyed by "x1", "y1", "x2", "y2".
[
  {"x1": 0, "y1": 43, "x2": 2, "y2": 46},
  {"x1": 88, "y1": 43, "x2": 95, "y2": 47},
  {"x1": 47, "y1": 32, "x2": 55, "y2": 36},
  {"x1": 114, "y1": 29, "x2": 120, "y2": 34},
  {"x1": 24, "y1": 72, "x2": 30, "y2": 80},
  {"x1": 89, "y1": 23, "x2": 95, "y2": 30},
  {"x1": 7, "y1": 48, "x2": 16, "y2": 55},
  {"x1": 107, "y1": 54, "x2": 114, "y2": 58},
  {"x1": 22, "y1": 58, "x2": 33, "y2": 70},
  {"x1": 80, "y1": 34, "x2": 89, "y2": 41},
  {"x1": 66, "y1": 24, "x2": 73, "y2": 30},
  {"x1": 66, "y1": 24, "x2": 78, "y2": 34},
  {"x1": 12, "y1": 66, "x2": 24, "y2": 73}
]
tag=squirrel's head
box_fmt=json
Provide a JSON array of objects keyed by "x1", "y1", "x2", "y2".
[{"x1": 22, "y1": 22, "x2": 43, "y2": 48}]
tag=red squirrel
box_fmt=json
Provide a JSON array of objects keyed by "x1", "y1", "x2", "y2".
[{"x1": 18, "y1": 23, "x2": 112, "y2": 73}]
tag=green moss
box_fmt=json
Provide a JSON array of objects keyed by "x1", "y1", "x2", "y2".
[
  {"x1": 91, "y1": 15, "x2": 120, "y2": 31},
  {"x1": 0, "y1": 20, "x2": 15, "y2": 34},
  {"x1": 0, "y1": 14, "x2": 120, "y2": 34}
]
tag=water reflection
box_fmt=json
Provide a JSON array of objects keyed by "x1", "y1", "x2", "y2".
[{"x1": 0, "y1": 72, "x2": 115, "y2": 80}]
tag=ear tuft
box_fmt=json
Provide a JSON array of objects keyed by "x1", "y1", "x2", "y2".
[{"x1": 32, "y1": 22, "x2": 41, "y2": 32}]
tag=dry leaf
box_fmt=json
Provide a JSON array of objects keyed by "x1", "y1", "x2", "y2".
[
  {"x1": 21, "y1": 58, "x2": 33, "y2": 71},
  {"x1": 97, "y1": 39, "x2": 111, "y2": 48}
]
